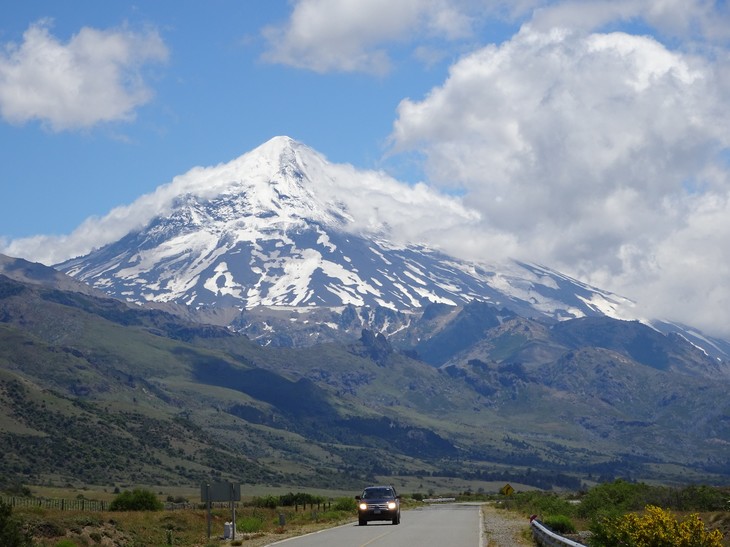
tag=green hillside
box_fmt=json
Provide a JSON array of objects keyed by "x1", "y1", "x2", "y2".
[{"x1": 2, "y1": 272, "x2": 730, "y2": 493}]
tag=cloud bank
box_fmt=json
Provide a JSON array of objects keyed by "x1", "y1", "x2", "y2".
[
  {"x1": 0, "y1": 20, "x2": 168, "y2": 131},
  {"x1": 389, "y1": 24, "x2": 730, "y2": 334},
  {"x1": 259, "y1": 0, "x2": 730, "y2": 336}
]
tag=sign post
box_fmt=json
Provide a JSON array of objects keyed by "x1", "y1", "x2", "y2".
[
  {"x1": 201, "y1": 482, "x2": 241, "y2": 540},
  {"x1": 230, "y1": 482, "x2": 237, "y2": 540},
  {"x1": 205, "y1": 483, "x2": 211, "y2": 539}
]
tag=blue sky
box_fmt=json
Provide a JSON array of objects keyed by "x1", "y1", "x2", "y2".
[
  {"x1": 0, "y1": 1, "x2": 454, "y2": 237},
  {"x1": 2, "y1": 1, "x2": 730, "y2": 337}
]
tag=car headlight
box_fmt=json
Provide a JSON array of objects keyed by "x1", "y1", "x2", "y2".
[
  {"x1": 387, "y1": 501, "x2": 397, "y2": 510},
  {"x1": 359, "y1": 503, "x2": 368, "y2": 511}
]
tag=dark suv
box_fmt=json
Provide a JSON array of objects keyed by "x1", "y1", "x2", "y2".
[{"x1": 355, "y1": 485, "x2": 401, "y2": 525}]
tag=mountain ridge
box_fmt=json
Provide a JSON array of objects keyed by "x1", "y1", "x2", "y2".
[
  {"x1": 50, "y1": 136, "x2": 730, "y2": 362},
  {"x1": 54, "y1": 137, "x2": 634, "y2": 322}
]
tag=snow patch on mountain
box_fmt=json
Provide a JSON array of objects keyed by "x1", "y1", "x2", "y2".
[{"x1": 55, "y1": 136, "x2": 637, "y2": 326}]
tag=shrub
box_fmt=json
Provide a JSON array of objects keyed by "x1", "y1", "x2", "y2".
[
  {"x1": 109, "y1": 488, "x2": 163, "y2": 511},
  {"x1": 166, "y1": 495, "x2": 188, "y2": 504},
  {"x1": 590, "y1": 505, "x2": 723, "y2": 547},
  {"x1": 675, "y1": 485, "x2": 727, "y2": 511},
  {"x1": 278, "y1": 492, "x2": 325, "y2": 507},
  {"x1": 577, "y1": 479, "x2": 650, "y2": 519},
  {"x1": 331, "y1": 497, "x2": 356, "y2": 512},
  {"x1": 237, "y1": 515, "x2": 264, "y2": 533},
  {"x1": 0, "y1": 501, "x2": 33, "y2": 547},
  {"x1": 504, "y1": 490, "x2": 576, "y2": 519},
  {"x1": 54, "y1": 541, "x2": 78, "y2": 547},
  {"x1": 3, "y1": 482, "x2": 31, "y2": 497},
  {"x1": 543, "y1": 514, "x2": 576, "y2": 534},
  {"x1": 29, "y1": 519, "x2": 65, "y2": 538},
  {"x1": 252, "y1": 496, "x2": 278, "y2": 509}
]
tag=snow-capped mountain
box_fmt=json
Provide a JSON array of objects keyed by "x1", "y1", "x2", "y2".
[{"x1": 56, "y1": 136, "x2": 631, "y2": 323}]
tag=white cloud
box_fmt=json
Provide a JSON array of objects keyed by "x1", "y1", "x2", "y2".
[
  {"x1": 1, "y1": 193, "x2": 169, "y2": 267},
  {"x1": 0, "y1": 20, "x2": 168, "y2": 131},
  {"x1": 261, "y1": 0, "x2": 730, "y2": 75},
  {"x1": 529, "y1": 0, "x2": 730, "y2": 43},
  {"x1": 320, "y1": 162, "x2": 485, "y2": 252},
  {"x1": 261, "y1": 0, "x2": 484, "y2": 74},
  {"x1": 594, "y1": 190, "x2": 730, "y2": 335},
  {"x1": 390, "y1": 24, "x2": 730, "y2": 336}
]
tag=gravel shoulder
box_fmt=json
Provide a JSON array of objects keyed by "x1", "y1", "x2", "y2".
[{"x1": 481, "y1": 503, "x2": 534, "y2": 546}]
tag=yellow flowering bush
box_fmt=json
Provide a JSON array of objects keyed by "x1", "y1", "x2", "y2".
[{"x1": 590, "y1": 505, "x2": 723, "y2": 547}]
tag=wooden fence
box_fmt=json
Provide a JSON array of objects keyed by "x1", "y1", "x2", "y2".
[
  {"x1": 1, "y1": 496, "x2": 108, "y2": 511},
  {"x1": 1, "y1": 496, "x2": 332, "y2": 513}
]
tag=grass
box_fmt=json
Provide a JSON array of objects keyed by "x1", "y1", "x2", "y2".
[{"x1": 14, "y1": 504, "x2": 358, "y2": 547}]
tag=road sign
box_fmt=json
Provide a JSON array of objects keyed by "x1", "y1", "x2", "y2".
[
  {"x1": 500, "y1": 483, "x2": 514, "y2": 496},
  {"x1": 201, "y1": 482, "x2": 241, "y2": 539},
  {"x1": 200, "y1": 482, "x2": 241, "y2": 502}
]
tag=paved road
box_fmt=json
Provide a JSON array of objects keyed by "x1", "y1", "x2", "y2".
[{"x1": 266, "y1": 503, "x2": 483, "y2": 547}]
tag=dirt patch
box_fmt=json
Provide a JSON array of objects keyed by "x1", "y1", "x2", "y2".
[{"x1": 481, "y1": 504, "x2": 533, "y2": 546}]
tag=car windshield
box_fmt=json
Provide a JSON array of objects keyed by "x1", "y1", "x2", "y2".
[{"x1": 363, "y1": 488, "x2": 393, "y2": 499}]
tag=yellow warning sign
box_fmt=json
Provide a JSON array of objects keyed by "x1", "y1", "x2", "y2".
[{"x1": 500, "y1": 484, "x2": 514, "y2": 496}]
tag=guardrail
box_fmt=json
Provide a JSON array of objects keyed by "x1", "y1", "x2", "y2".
[
  {"x1": 530, "y1": 517, "x2": 587, "y2": 547},
  {"x1": 423, "y1": 497, "x2": 456, "y2": 503}
]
